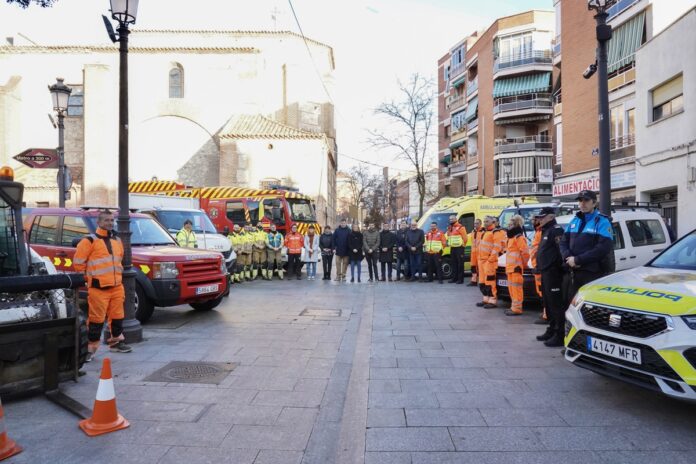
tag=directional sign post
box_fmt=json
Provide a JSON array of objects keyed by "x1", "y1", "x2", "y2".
[{"x1": 13, "y1": 148, "x2": 59, "y2": 169}]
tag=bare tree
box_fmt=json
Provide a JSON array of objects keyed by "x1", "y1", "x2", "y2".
[
  {"x1": 368, "y1": 73, "x2": 435, "y2": 219},
  {"x1": 6, "y1": 0, "x2": 57, "y2": 7},
  {"x1": 341, "y1": 165, "x2": 379, "y2": 222}
]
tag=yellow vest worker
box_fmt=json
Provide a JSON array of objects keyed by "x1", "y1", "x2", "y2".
[
  {"x1": 445, "y1": 218, "x2": 468, "y2": 284},
  {"x1": 176, "y1": 220, "x2": 198, "y2": 248}
]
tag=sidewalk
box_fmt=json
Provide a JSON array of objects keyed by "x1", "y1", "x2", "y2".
[{"x1": 4, "y1": 276, "x2": 696, "y2": 464}]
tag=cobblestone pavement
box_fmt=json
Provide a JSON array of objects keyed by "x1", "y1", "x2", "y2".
[{"x1": 4, "y1": 273, "x2": 696, "y2": 464}]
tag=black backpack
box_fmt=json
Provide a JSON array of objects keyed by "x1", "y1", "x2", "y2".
[{"x1": 593, "y1": 214, "x2": 616, "y2": 276}]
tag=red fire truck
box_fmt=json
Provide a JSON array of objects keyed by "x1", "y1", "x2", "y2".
[{"x1": 129, "y1": 181, "x2": 321, "y2": 234}]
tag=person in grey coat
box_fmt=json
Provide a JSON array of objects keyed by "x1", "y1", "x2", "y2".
[
  {"x1": 363, "y1": 223, "x2": 381, "y2": 282},
  {"x1": 379, "y1": 223, "x2": 397, "y2": 281}
]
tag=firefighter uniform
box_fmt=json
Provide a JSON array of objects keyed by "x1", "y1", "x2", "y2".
[
  {"x1": 176, "y1": 228, "x2": 198, "y2": 248},
  {"x1": 228, "y1": 228, "x2": 243, "y2": 283},
  {"x1": 469, "y1": 225, "x2": 483, "y2": 286},
  {"x1": 252, "y1": 227, "x2": 267, "y2": 279},
  {"x1": 266, "y1": 230, "x2": 284, "y2": 280},
  {"x1": 446, "y1": 222, "x2": 468, "y2": 284},
  {"x1": 239, "y1": 230, "x2": 254, "y2": 281},
  {"x1": 505, "y1": 228, "x2": 530, "y2": 315},
  {"x1": 73, "y1": 226, "x2": 127, "y2": 356},
  {"x1": 424, "y1": 229, "x2": 447, "y2": 283},
  {"x1": 530, "y1": 227, "x2": 546, "y2": 320},
  {"x1": 478, "y1": 225, "x2": 506, "y2": 307}
]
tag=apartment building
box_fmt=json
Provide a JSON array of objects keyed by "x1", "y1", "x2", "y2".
[
  {"x1": 551, "y1": 0, "x2": 696, "y2": 202},
  {"x1": 635, "y1": 7, "x2": 696, "y2": 236},
  {"x1": 438, "y1": 11, "x2": 556, "y2": 199}
]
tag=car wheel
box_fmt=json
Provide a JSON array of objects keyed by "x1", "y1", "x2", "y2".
[
  {"x1": 135, "y1": 283, "x2": 155, "y2": 323},
  {"x1": 441, "y1": 257, "x2": 453, "y2": 280},
  {"x1": 190, "y1": 295, "x2": 223, "y2": 311}
]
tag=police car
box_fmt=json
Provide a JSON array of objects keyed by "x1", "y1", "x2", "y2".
[{"x1": 564, "y1": 228, "x2": 696, "y2": 400}]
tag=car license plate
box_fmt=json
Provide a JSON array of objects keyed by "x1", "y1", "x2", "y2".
[
  {"x1": 196, "y1": 284, "x2": 219, "y2": 295},
  {"x1": 497, "y1": 279, "x2": 508, "y2": 287},
  {"x1": 587, "y1": 336, "x2": 641, "y2": 364}
]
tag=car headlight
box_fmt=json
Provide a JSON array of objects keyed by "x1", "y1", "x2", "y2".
[
  {"x1": 221, "y1": 259, "x2": 226, "y2": 274},
  {"x1": 570, "y1": 292, "x2": 584, "y2": 308},
  {"x1": 682, "y1": 316, "x2": 696, "y2": 330},
  {"x1": 152, "y1": 262, "x2": 179, "y2": 279}
]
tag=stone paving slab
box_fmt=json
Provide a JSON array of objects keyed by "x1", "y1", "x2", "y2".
[{"x1": 4, "y1": 277, "x2": 696, "y2": 463}]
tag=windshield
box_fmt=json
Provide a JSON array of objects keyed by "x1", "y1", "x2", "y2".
[
  {"x1": 87, "y1": 217, "x2": 176, "y2": 246},
  {"x1": 0, "y1": 197, "x2": 19, "y2": 276},
  {"x1": 288, "y1": 199, "x2": 317, "y2": 222},
  {"x1": 499, "y1": 205, "x2": 576, "y2": 237},
  {"x1": 420, "y1": 213, "x2": 451, "y2": 232},
  {"x1": 155, "y1": 210, "x2": 217, "y2": 234},
  {"x1": 650, "y1": 231, "x2": 696, "y2": 271}
]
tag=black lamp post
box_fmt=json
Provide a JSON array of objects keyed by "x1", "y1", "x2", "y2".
[
  {"x1": 48, "y1": 78, "x2": 71, "y2": 208},
  {"x1": 587, "y1": 0, "x2": 613, "y2": 215},
  {"x1": 503, "y1": 159, "x2": 513, "y2": 198},
  {"x1": 105, "y1": 0, "x2": 142, "y2": 343}
]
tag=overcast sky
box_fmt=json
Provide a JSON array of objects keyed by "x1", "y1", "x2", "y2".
[{"x1": 1, "y1": 0, "x2": 553, "y2": 175}]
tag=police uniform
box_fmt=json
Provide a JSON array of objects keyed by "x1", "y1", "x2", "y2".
[{"x1": 535, "y1": 211, "x2": 566, "y2": 343}]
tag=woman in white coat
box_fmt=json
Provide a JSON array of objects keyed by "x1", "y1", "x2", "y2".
[{"x1": 303, "y1": 225, "x2": 321, "y2": 280}]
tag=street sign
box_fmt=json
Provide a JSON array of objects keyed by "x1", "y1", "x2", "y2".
[{"x1": 13, "y1": 148, "x2": 59, "y2": 169}]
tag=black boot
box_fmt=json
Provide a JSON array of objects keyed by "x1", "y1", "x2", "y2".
[
  {"x1": 544, "y1": 333, "x2": 564, "y2": 347},
  {"x1": 536, "y1": 327, "x2": 554, "y2": 341}
]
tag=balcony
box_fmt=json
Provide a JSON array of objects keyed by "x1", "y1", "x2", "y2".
[
  {"x1": 610, "y1": 134, "x2": 636, "y2": 162},
  {"x1": 607, "y1": 0, "x2": 641, "y2": 20},
  {"x1": 466, "y1": 78, "x2": 478, "y2": 97},
  {"x1": 493, "y1": 93, "x2": 553, "y2": 119},
  {"x1": 467, "y1": 153, "x2": 478, "y2": 165},
  {"x1": 447, "y1": 93, "x2": 466, "y2": 111},
  {"x1": 608, "y1": 65, "x2": 636, "y2": 93},
  {"x1": 467, "y1": 118, "x2": 479, "y2": 133},
  {"x1": 494, "y1": 135, "x2": 552, "y2": 156},
  {"x1": 450, "y1": 161, "x2": 468, "y2": 176},
  {"x1": 451, "y1": 62, "x2": 466, "y2": 80},
  {"x1": 552, "y1": 38, "x2": 561, "y2": 58},
  {"x1": 610, "y1": 134, "x2": 635, "y2": 151},
  {"x1": 494, "y1": 182, "x2": 552, "y2": 197},
  {"x1": 494, "y1": 50, "x2": 553, "y2": 74},
  {"x1": 554, "y1": 94, "x2": 562, "y2": 117}
]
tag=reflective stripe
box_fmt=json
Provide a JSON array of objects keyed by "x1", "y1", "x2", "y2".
[
  {"x1": 88, "y1": 256, "x2": 115, "y2": 266},
  {"x1": 507, "y1": 282, "x2": 523, "y2": 287},
  {"x1": 95, "y1": 378, "x2": 116, "y2": 401},
  {"x1": 88, "y1": 265, "x2": 123, "y2": 276},
  {"x1": 73, "y1": 258, "x2": 86, "y2": 265}
]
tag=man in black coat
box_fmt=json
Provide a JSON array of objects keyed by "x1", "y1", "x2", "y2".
[
  {"x1": 534, "y1": 207, "x2": 567, "y2": 347},
  {"x1": 378, "y1": 223, "x2": 397, "y2": 281},
  {"x1": 319, "y1": 225, "x2": 335, "y2": 280},
  {"x1": 395, "y1": 222, "x2": 410, "y2": 281},
  {"x1": 333, "y1": 218, "x2": 351, "y2": 281},
  {"x1": 405, "y1": 222, "x2": 425, "y2": 281}
]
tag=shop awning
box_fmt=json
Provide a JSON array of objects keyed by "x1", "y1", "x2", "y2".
[
  {"x1": 449, "y1": 138, "x2": 466, "y2": 149},
  {"x1": 513, "y1": 157, "x2": 535, "y2": 182},
  {"x1": 493, "y1": 72, "x2": 551, "y2": 98},
  {"x1": 464, "y1": 97, "x2": 478, "y2": 122},
  {"x1": 608, "y1": 11, "x2": 645, "y2": 73},
  {"x1": 537, "y1": 156, "x2": 553, "y2": 172},
  {"x1": 495, "y1": 114, "x2": 550, "y2": 125},
  {"x1": 451, "y1": 74, "x2": 466, "y2": 88},
  {"x1": 441, "y1": 154, "x2": 452, "y2": 165}
]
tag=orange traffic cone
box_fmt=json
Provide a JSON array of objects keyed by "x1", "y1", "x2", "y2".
[
  {"x1": 79, "y1": 358, "x2": 129, "y2": 436},
  {"x1": 0, "y1": 396, "x2": 22, "y2": 461}
]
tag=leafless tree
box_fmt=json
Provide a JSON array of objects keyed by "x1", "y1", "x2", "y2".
[
  {"x1": 368, "y1": 73, "x2": 435, "y2": 219},
  {"x1": 345, "y1": 165, "x2": 379, "y2": 212}
]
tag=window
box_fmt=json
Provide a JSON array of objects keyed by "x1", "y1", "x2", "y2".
[
  {"x1": 652, "y1": 75, "x2": 683, "y2": 122},
  {"x1": 459, "y1": 213, "x2": 474, "y2": 234},
  {"x1": 626, "y1": 220, "x2": 666, "y2": 247},
  {"x1": 67, "y1": 87, "x2": 84, "y2": 117},
  {"x1": 555, "y1": 123, "x2": 563, "y2": 166},
  {"x1": 612, "y1": 223, "x2": 625, "y2": 250},
  {"x1": 30, "y1": 215, "x2": 59, "y2": 245},
  {"x1": 443, "y1": 65, "x2": 450, "y2": 83},
  {"x1": 169, "y1": 64, "x2": 184, "y2": 98},
  {"x1": 451, "y1": 110, "x2": 466, "y2": 133},
  {"x1": 61, "y1": 216, "x2": 89, "y2": 247},
  {"x1": 650, "y1": 230, "x2": 696, "y2": 271},
  {"x1": 263, "y1": 199, "x2": 285, "y2": 225},
  {"x1": 247, "y1": 201, "x2": 260, "y2": 223},
  {"x1": 226, "y1": 201, "x2": 246, "y2": 224},
  {"x1": 610, "y1": 106, "x2": 624, "y2": 141}
]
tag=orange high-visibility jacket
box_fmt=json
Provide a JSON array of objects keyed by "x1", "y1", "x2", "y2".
[
  {"x1": 424, "y1": 230, "x2": 447, "y2": 254},
  {"x1": 506, "y1": 233, "x2": 530, "y2": 274},
  {"x1": 446, "y1": 223, "x2": 468, "y2": 248},
  {"x1": 530, "y1": 228, "x2": 542, "y2": 268},
  {"x1": 285, "y1": 232, "x2": 304, "y2": 254},
  {"x1": 470, "y1": 227, "x2": 482, "y2": 263},
  {"x1": 73, "y1": 227, "x2": 124, "y2": 289},
  {"x1": 479, "y1": 228, "x2": 507, "y2": 264}
]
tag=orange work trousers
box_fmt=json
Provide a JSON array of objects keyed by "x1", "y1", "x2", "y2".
[
  {"x1": 507, "y1": 272, "x2": 524, "y2": 314},
  {"x1": 87, "y1": 285, "x2": 125, "y2": 326},
  {"x1": 479, "y1": 259, "x2": 498, "y2": 303},
  {"x1": 534, "y1": 273, "x2": 547, "y2": 319}
]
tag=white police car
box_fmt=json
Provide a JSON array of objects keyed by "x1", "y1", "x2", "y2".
[{"x1": 564, "y1": 228, "x2": 696, "y2": 400}]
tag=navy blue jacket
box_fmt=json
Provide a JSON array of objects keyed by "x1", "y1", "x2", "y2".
[
  {"x1": 333, "y1": 225, "x2": 351, "y2": 257},
  {"x1": 405, "y1": 228, "x2": 425, "y2": 255},
  {"x1": 560, "y1": 209, "x2": 613, "y2": 274}
]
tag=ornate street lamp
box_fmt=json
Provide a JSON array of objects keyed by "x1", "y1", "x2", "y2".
[
  {"x1": 48, "y1": 77, "x2": 71, "y2": 208},
  {"x1": 587, "y1": 0, "x2": 613, "y2": 215},
  {"x1": 503, "y1": 159, "x2": 513, "y2": 198},
  {"x1": 103, "y1": 0, "x2": 142, "y2": 342}
]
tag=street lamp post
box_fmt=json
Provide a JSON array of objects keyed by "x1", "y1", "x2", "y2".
[
  {"x1": 503, "y1": 159, "x2": 513, "y2": 198},
  {"x1": 105, "y1": 0, "x2": 142, "y2": 343},
  {"x1": 48, "y1": 78, "x2": 71, "y2": 208},
  {"x1": 588, "y1": 0, "x2": 613, "y2": 215}
]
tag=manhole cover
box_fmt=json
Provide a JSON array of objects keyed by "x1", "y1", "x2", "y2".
[
  {"x1": 143, "y1": 361, "x2": 237, "y2": 384},
  {"x1": 300, "y1": 307, "x2": 342, "y2": 318}
]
